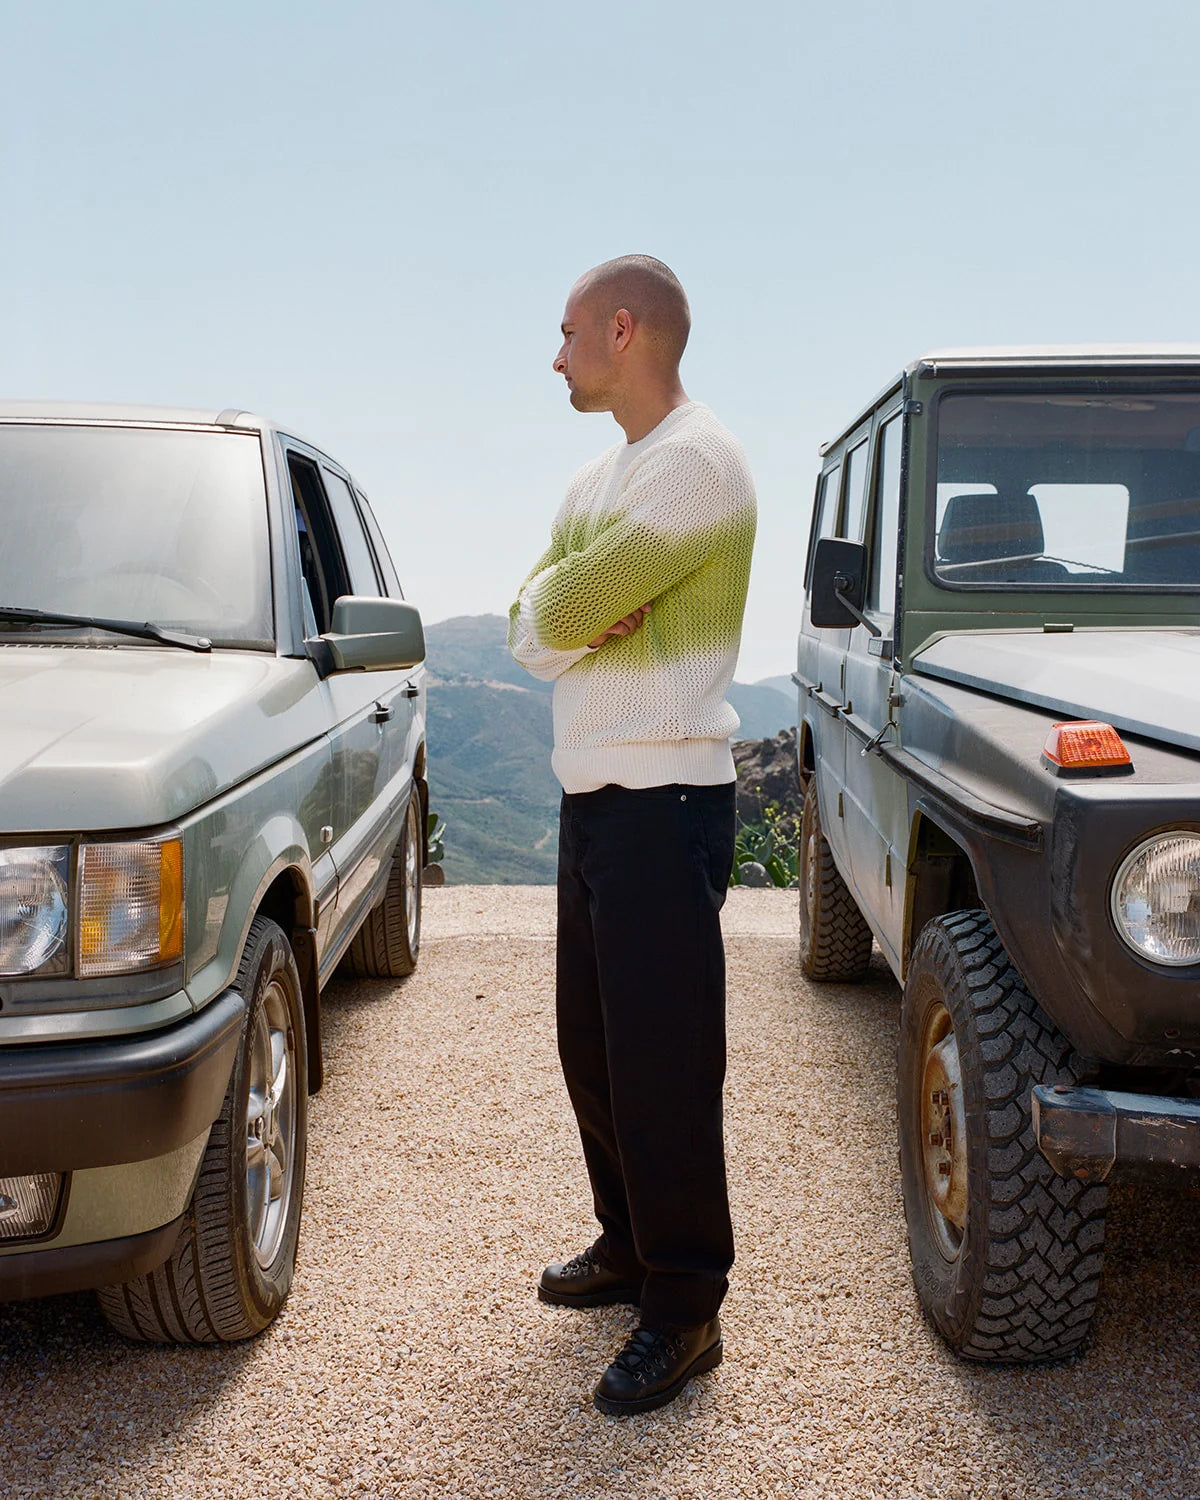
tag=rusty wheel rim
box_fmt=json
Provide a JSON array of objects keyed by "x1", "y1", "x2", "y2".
[{"x1": 919, "y1": 1000, "x2": 968, "y2": 1262}]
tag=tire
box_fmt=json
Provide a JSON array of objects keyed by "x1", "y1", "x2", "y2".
[
  {"x1": 342, "y1": 791, "x2": 422, "y2": 978},
  {"x1": 98, "y1": 918, "x2": 308, "y2": 1342},
  {"x1": 898, "y1": 910, "x2": 1107, "y2": 1362},
  {"x1": 797, "y1": 778, "x2": 873, "y2": 981}
]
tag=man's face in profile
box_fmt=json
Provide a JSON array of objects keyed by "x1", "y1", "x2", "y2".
[{"x1": 553, "y1": 281, "x2": 616, "y2": 413}]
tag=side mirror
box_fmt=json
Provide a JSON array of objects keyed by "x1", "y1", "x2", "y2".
[
  {"x1": 809, "y1": 538, "x2": 879, "y2": 637},
  {"x1": 322, "y1": 596, "x2": 426, "y2": 672}
]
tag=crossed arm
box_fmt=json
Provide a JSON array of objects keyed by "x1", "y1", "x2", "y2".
[{"x1": 507, "y1": 447, "x2": 723, "y2": 679}]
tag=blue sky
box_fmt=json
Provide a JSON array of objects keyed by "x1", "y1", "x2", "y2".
[{"x1": 3, "y1": 1, "x2": 1199, "y2": 680}]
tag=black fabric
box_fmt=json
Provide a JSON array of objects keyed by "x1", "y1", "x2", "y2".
[{"x1": 555, "y1": 781, "x2": 736, "y2": 1329}]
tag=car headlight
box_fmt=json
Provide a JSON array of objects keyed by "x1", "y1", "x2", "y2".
[
  {"x1": 1111, "y1": 832, "x2": 1200, "y2": 967},
  {"x1": 78, "y1": 839, "x2": 184, "y2": 978},
  {"x1": 0, "y1": 846, "x2": 70, "y2": 976}
]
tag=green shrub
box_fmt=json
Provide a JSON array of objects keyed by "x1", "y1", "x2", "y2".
[{"x1": 729, "y1": 801, "x2": 798, "y2": 889}]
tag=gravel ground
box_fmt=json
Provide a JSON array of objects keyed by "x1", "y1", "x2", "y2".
[{"x1": 1, "y1": 886, "x2": 1197, "y2": 1500}]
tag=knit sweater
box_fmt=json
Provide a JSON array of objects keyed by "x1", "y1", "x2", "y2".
[{"x1": 508, "y1": 401, "x2": 757, "y2": 793}]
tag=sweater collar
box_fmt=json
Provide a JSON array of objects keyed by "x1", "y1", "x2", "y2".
[{"x1": 624, "y1": 400, "x2": 702, "y2": 453}]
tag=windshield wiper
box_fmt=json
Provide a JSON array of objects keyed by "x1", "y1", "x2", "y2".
[{"x1": 0, "y1": 606, "x2": 212, "y2": 652}]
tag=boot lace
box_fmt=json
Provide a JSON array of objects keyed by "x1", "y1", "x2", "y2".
[
  {"x1": 611, "y1": 1327, "x2": 683, "y2": 1385},
  {"x1": 561, "y1": 1247, "x2": 601, "y2": 1278}
]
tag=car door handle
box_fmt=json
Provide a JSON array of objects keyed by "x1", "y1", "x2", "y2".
[
  {"x1": 371, "y1": 701, "x2": 394, "y2": 723},
  {"x1": 403, "y1": 683, "x2": 420, "y2": 699}
]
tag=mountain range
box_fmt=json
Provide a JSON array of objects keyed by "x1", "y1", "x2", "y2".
[{"x1": 424, "y1": 615, "x2": 796, "y2": 884}]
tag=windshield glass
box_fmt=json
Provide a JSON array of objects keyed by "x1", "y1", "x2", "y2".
[
  {"x1": 933, "y1": 389, "x2": 1200, "y2": 590},
  {"x1": 0, "y1": 424, "x2": 273, "y2": 647}
]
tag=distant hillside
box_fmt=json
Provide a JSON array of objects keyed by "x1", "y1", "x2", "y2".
[
  {"x1": 423, "y1": 614, "x2": 792, "y2": 883},
  {"x1": 757, "y1": 673, "x2": 799, "y2": 703},
  {"x1": 728, "y1": 681, "x2": 794, "y2": 739},
  {"x1": 421, "y1": 613, "x2": 550, "y2": 694}
]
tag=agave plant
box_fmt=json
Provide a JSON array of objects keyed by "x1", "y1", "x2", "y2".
[{"x1": 729, "y1": 802, "x2": 799, "y2": 889}]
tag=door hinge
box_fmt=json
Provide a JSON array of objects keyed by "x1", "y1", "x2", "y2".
[{"x1": 903, "y1": 398, "x2": 923, "y2": 416}]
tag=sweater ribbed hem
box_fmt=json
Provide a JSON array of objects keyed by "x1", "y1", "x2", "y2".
[{"x1": 552, "y1": 739, "x2": 736, "y2": 794}]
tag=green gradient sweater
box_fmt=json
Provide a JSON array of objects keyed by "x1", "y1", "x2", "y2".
[{"x1": 508, "y1": 402, "x2": 757, "y2": 792}]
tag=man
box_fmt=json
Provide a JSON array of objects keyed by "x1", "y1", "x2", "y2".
[{"x1": 508, "y1": 255, "x2": 756, "y2": 1417}]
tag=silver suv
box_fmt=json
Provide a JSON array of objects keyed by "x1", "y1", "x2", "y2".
[{"x1": 0, "y1": 402, "x2": 427, "y2": 1341}]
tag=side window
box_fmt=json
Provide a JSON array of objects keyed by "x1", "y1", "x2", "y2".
[
  {"x1": 842, "y1": 439, "x2": 870, "y2": 541},
  {"x1": 287, "y1": 454, "x2": 348, "y2": 637},
  {"x1": 805, "y1": 464, "x2": 843, "y2": 586},
  {"x1": 868, "y1": 415, "x2": 903, "y2": 613},
  {"x1": 322, "y1": 468, "x2": 382, "y2": 597},
  {"x1": 356, "y1": 489, "x2": 403, "y2": 597}
]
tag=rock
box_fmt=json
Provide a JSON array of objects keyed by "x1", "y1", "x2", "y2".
[
  {"x1": 423, "y1": 864, "x2": 447, "y2": 887},
  {"x1": 737, "y1": 861, "x2": 771, "y2": 887},
  {"x1": 733, "y1": 727, "x2": 801, "y2": 828}
]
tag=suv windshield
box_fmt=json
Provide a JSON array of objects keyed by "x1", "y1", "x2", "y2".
[
  {"x1": 933, "y1": 389, "x2": 1200, "y2": 590},
  {"x1": 0, "y1": 424, "x2": 273, "y2": 647}
]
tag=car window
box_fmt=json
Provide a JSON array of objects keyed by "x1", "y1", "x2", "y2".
[
  {"x1": 0, "y1": 426, "x2": 273, "y2": 647},
  {"x1": 842, "y1": 440, "x2": 870, "y2": 542},
  {"x1": 356, "y1": 490, "x2": 403, "y2": 597},
  {"x1": 868, "y1": 415, "x2": 903, "y2": 613},
  {"x1": 933, "y1": 390, "x2": 1200, "y2": 588},
  {"x1": 804, "y1": 464, "x2": 843, "y2": 588},
  {"x1": 287, "y1": 454, "x2": 347, "y2": 636},
  {"x1": 322, "y1": 469, "x2": 381, "y2": 597}
]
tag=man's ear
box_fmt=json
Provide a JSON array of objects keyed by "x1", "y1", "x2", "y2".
[{"x1": 613, "y1": 308, "x2": 634, "y2": 352}]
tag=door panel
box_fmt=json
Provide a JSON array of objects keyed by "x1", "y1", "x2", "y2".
[{"x1": 842, "y1": 412, "x2": 907, "y2": 974}]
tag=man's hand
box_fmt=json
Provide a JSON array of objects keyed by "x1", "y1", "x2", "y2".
[{"x1": 588, "y1": 603, "x2": 651, "y2": 650}]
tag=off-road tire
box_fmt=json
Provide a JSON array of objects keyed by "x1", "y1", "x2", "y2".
[
  {"x1": 798, "y1": 778, "x2": 873, "y2": 981},
  {"x1": 898, "y1": 910, "x2": 1107, "y2": 1362},
  {"x1": 343, "y1": 793, "x2": 422, "y2": 978},
  {"x1": 98, "y1": 918, "x2": 309, "y2": 1342}
]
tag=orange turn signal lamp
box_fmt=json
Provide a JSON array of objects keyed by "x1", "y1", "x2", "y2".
[{"x1": 1042, "y1": 720, "x2": 1132, "y2": 773}]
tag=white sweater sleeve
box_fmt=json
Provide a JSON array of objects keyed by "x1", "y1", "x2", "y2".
[{"x1": 509, "y1": 569, "x2": 596, "y2": 682}]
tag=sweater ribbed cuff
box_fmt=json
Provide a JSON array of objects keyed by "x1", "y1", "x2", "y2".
[{"x1": 551, "y1": 739, "x2": 736, "y2": 794}]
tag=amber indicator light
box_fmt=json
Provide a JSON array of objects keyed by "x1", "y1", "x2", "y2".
[{"x1": 1042, "y1": 720, "x2": 1131, "y2": 769}]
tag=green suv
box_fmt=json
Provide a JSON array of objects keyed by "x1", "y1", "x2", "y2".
[
  {"x1": 0, "y1": 402, "x2": 427, "y2": 1341},
  {"x1": 795, "y1": 347, "x2": 1200, "y2": 1362}
]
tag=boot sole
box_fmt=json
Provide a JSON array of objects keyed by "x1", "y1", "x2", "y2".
[
  {"x1": 592, "y1": 1339, "x2": 724, "y2": 1417},
  {"x1": 537, "y1": 1283, "x2": 641, "y2": 1309}
]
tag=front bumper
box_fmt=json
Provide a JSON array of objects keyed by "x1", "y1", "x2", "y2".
[
  {"x1": 0, "y1": 1216, "x2": 187, "y2": 1300},
  {"x1": 1033, "y1": 1083, "x2": 1200, "y2": 1182},
  {"x1": 0, "y1": 988, "x2": 244, "y2": 1176},
  {"x1": 0, "y1": 990, "x2": 244, "y2": 1297}
]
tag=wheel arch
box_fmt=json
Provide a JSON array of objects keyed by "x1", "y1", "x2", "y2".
[
  {"x1": 797, "y1": 716, "x2": 817, "y2": 792},
  {"x1": 252, "y1": 865, "x2": 323, "y2": 1096},
  {"x1": 195, "y1": 816, "x2": 324, "y2": 1095},
  {"x1": 902, "y1": 809, "x2": 982, "y2": 977},
  {"x1": 411, "y1": 741, "x2": 429, "y2": 866}
]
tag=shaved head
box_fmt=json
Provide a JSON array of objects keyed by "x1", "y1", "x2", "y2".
[{"x1": 574, "y1": 255, "x2": 691, "y2": 368}]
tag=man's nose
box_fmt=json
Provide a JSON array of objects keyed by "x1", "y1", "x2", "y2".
[{"x1": 552, "y1": 345, "x2": 567, "y2": 374}]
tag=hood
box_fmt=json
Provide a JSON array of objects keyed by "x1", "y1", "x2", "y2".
[
  {"x1": 0, "y1": 645, "x2": 327, "y2": 833},
  {"x1": 911, "y1": 629, "x2": 1200, "y2": 756}
]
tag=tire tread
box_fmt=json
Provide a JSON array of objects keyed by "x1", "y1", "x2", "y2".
[
  {"x1": 798, "y1": 780, "x2": 873, "y2": 982},
  {"x1": 907, "y1": 910, "x2": 1108, "y2": 1362},
  {"x1": 97, "y1": 918, "x2": 306, "y2": 1344}
]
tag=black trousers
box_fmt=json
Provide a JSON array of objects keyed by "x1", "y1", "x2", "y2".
[{"x1": 556, "y1": 781, "x2": 737, "y2": 1329}]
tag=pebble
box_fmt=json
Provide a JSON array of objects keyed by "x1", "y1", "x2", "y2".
[{"x1": 0, "y1": 887, "x2": 1195, "y2": 1499}]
